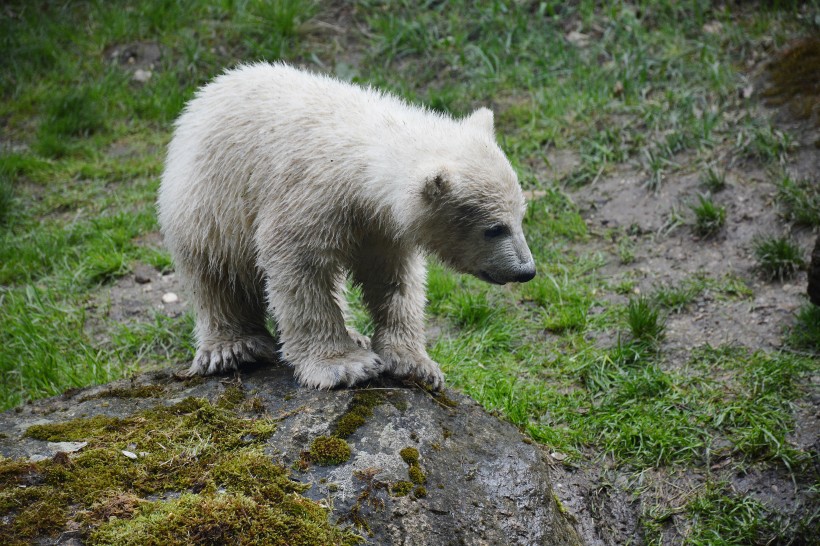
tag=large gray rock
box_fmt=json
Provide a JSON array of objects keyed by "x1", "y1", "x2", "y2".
[{"x1": 0, "y1": 366, "x2": 582, "y2": 545}]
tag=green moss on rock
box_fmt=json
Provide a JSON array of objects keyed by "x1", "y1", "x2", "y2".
[
  {"x1": 80, "y1": 385, "x2": 166, "y2": 402},
  {"x1": 390, "y1": 481, "x2": 413, "y2": 497},
  {"x1": 434, "y1": 392, "x2": 459, "y2": 408},
  {"x1": 334, "y1": 412, "x2": 367, "y2": 438},
  {"x1": 399, "y1": 446, "x2": 426, "y2": 485},
  {"x1": 390, "y1": 396, "x2": 408, "y2": 412},
  {"x1": 23, "y1": 414, "x2": 124, "y2": 442},
  {"x1": 310, "y1": 436, "x2": 351, "y2": 466},
  {"x1": 90, "y1": 492, "x2": 361, "y2": 546},
  {"x1": 241, "y1": 396, "x2": 266, "y2": 413},
  {"x1": 399, "y1": 447, "x2": 419, "y2": 465},
  {"x1": 1, "y1": 397, "x2": 360, "y2": 544},
  {"x1": 408, "y1": 464, "x2": 426, "y2": 485},
  {"x1": 216, "y1": 385, "x2": 246, "y2": 410},
  {"x1": 332, "y1": 391, "x2": 385, "y2": 439}
]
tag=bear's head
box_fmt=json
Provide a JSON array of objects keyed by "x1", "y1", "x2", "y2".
[{"x1": 414, "y1": 108, "x2": 536, "y2": 285}]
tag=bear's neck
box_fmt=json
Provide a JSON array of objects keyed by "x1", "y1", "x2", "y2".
[{"x1": 357, "y1": 107, "x2": 457, "y2": 241}]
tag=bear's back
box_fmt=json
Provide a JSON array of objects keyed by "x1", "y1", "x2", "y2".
[
  {"x1": 180, "y1": 63, "x2": 446, "y2": 145},
  {"x1": 165, "y1": 63, "x2": 466, "y2": 199}
]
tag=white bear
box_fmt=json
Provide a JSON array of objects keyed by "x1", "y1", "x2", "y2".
[{"x1": 158, "y1": 62, "x2": 535, "y2": 390}]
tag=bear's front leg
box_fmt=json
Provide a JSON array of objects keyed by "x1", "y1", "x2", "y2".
[
  {"x1": 267, "y1": 267, "x2": 384, "y2": 389},
  {"x1": 355, "y1": 250, "x2": 445, "y2": 390}
]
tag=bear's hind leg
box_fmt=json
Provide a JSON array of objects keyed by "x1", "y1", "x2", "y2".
[
  {"x1": 268, "y1": 267, "x2": 384, "y2": 389},
  {"x1": 186, "y1": 269, "x2": 278, "y2": 376}
]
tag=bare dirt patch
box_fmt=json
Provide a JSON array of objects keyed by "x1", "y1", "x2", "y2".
[{"x1": 92, "y1": 262, "x2": 185, "y2": 326}]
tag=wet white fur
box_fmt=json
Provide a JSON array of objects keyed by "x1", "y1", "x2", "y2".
[{"x1": 158, "y1": 62, "x2": 532, "y2": 389}]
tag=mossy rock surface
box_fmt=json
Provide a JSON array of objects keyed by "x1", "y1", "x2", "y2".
[{"x1": 0, "y1": 367, "x2": 581, "y2": 545}]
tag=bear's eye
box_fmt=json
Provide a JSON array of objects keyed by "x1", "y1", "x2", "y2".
[{"x1": 484, "y1": 224, "x2": 508, "y2": 239}]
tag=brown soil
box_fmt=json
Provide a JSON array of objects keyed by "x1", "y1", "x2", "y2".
[{"x1": 92, "y1": 262, "x2": 182, "y2": 319}]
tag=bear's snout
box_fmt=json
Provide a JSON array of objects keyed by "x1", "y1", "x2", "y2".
[
  {"x1": 476, "y1": 232, "x2": 537, "y2": 285},
  {"x1": 513, "y1": 266, "x2": 536, "y2": 283},
  {"x1": 478, "y1": 260, "x2": 536, "y2": 285}
]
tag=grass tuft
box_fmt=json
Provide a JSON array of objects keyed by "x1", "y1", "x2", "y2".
[
  {"x1": 700, "y1": 168, "x2": 727, "y2": 193},
  {"x1": 752, "y1": 234, "x2": 805, "y2": 281},
  {"x1": 617, "y1": 234, "x2": 636, "y2": 265},
  {"x1": 776, "y1": 173, "x2": 820, "y2": 227},
  {"x1": 451, "y1": 290, "x2": 497, "y2": 329},
  {"x1": 652, "y1": 279, "x2": 705, "y2": 314},
  {"x1": 690, "y1": 194, "x2": 726, "y2": 238},
  {"x1": 521, "y1": 274, "x2": 590, "y2": 333},
  {"x1": 738, "y1": 121, "x2": 792, "y2": 164},
  {"x1": 35, "y1": 86, "x2": 106, "y2": 158},
  {"x1": 787, "y1": 304, "x2": 820, "y2": 351},
  {"x1": 42, "y1": 86, "x2": 105, "y2": 138},
  {"x1": 686, "y1": 484, "x2": 772, "y2": 546},
  {"x1": 626, "y1": 296, "x2": 666, "y2": 346}
]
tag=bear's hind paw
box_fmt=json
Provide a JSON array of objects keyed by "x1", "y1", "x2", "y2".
[
  {"x1": 188, "y1": 336, "x2": 278, "y2": 375},
  {"x1": 293, "y1": 349, "x2": 384, "y2": 390}
]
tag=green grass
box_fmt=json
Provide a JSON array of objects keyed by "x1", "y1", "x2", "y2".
[
  {"x1": 1, "y1": 1, "x2": 817, "y2": 543},
  {"x1": 617, "y1": 234, "x2": 636, "y2": 265},
  {"x1": 0, "y1": 171, "x2": 13, "y2": 225},
  {"x1": 787, "y1": 304, "x2": 820, "y2": 351},
  {"x1": 701, "y1": 167, "x2": 728, "y2": 193},
  {"x1": 737, "y1": 118, "x2": 793, "y2": 164},
  {"x1": 626, "y1": 296, "x2": 666, "y2": 346},
  {"x1": 690, "y1": 194, "x2": 727, "y2": 238},
  {"x1": 684, "y1": 483, "x2": 775, "y2": 545},
  {"x1": 776, "y1": 173, "x2": 820, "y2": 227},
  {"x1": 650, "y1": 274, "x2": 752, "y2": 315},
  {"x1": 653, "y1": 281, "x2": 704, "y2": 313},
  {"x1": 752, "y1": 234, "x2": 805, "y2": 281}
]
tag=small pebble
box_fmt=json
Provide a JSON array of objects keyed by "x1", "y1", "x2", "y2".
[
  {"x1": 162, "y1": 292, "x2": 179, "y2": 304},
  {"x1": 132, "y1": 69, "x2": 152, "y2": 83}
]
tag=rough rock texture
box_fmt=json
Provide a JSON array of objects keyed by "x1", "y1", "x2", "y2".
[{"x1": 0, "y1": 366, "x2": 582, "y2": 545}]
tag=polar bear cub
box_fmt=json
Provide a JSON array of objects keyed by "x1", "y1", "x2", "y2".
[{"x1": 158, "y1": 62, "x2": 535, "y2": 390}]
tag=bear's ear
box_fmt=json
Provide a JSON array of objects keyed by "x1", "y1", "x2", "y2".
[
  {"x1": 464, "y1": 107, "x2": 494, "y2": 135},
  {"x1": 422, "y1": 169, "x2": 451, "y2": 202}
]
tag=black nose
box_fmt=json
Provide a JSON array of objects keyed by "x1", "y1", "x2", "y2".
[{"x1": 514, "y1": 268, "x2": 536, "y2": 283}]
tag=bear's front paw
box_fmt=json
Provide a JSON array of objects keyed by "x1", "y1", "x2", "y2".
[
  {"x1": 380, "y1": 346, "x2": 445, "y2": 391},
  {"x1": 292, "y1": 347, "x2": 385, "y2": 390},
  {"x1": 186, "y1": 335, "x2": 279, "y2": 376}
]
